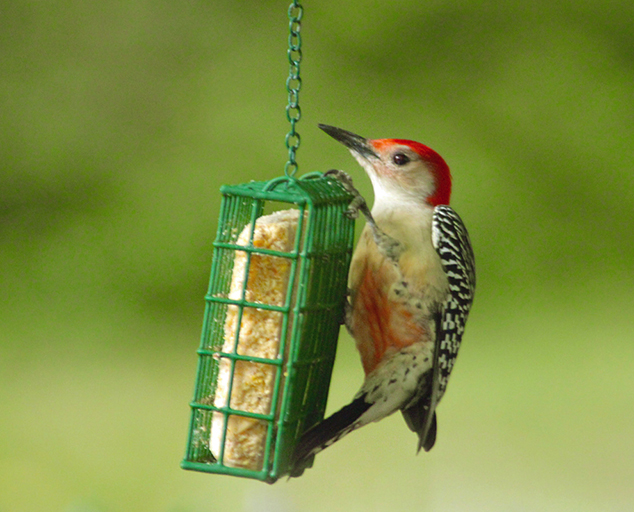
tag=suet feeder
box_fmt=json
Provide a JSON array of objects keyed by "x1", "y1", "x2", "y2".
[{"x1": 181, "y1": 173, "x2": 355, "y2": 482}]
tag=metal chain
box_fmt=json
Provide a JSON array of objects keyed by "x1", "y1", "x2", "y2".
[{"x1": 284, "y1": 1, "x2": 303, "y2": 178}]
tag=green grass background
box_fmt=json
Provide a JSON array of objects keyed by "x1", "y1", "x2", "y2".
[{"x1": 2, "y1": 1, "x2": 633, "y2": 511}]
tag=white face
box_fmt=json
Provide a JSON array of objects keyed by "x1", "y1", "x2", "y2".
[{"x1": 351, "y1": 144, "x2": 436, "y2": 211}]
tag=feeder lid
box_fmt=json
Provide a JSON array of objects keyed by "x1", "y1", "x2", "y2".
[{"x1": 220, "y1": 174, "x2": 354, "y2": 206}]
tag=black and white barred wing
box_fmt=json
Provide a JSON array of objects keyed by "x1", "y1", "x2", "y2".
[
  {"x1": 431, "y1": 205, "x2": 476, "y2": 401},
  {"x1": 401, "y1": 205, "x2": 475, "y2": 453}
]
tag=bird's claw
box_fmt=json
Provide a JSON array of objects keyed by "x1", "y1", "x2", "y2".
[
  {"x1": 324, "y1": 169, "x2": 370, "y2": 221},
  {"x1": 344, "y1": 199, "x2": 363, "y2": 219}
]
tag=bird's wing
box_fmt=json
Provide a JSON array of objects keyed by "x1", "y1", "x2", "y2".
[
  {"x1": 402, "y1": 205, "x2": 476, "y2": 451},
  {"x1": 431, "y1": 205, "x2": 476, "y2": 400}
]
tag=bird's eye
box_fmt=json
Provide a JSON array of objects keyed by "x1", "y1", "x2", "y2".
[{"x1": 392, "y1": 153, "x2": 410, "y2": 166}]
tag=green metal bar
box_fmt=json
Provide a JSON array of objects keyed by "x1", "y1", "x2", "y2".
[
  {"x1": 212, "y1": 242, "x2": 299, "y2": 258},
  {"x1": 181, "y1": 460, "x2": 271, "y2": 482},
  {"x1": 196, "y1": 349, "x2": 284, "y2": 366},
  {"x1": 213, "y1": 240, "x2": 348, "y2": 259},
  {"x1": 220, "y1": 185, "x2": 308, "y2": 204},
  {"x1": 262, "y1": 175, "x2": 293, "y2": 191},
  {"x1": 205, "y1": 296, "x2": 289, "y2": 313},
  {"x1": 299, "y1": 171, "x2": 322, "y2": 180},
  {"x1": 262, "y1": 422, "x2": 276, "y2": 475},
  {"x1": 288, "y1": 354, "x2": 336, "y2": 367},
  {"x1": 191, "y1": 403, "x2": 276, "y2": 422},
  {"x1": 295, "y1": 302, "x2": 341, "y2": 312}
]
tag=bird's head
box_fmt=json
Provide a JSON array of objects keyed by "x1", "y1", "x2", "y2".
[{"x1": 319, "y1": 124, "x2": 451, "y2": 209}]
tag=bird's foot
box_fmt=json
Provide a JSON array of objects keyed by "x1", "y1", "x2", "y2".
[
  {"x1": 324, "y1": 169, "x2": 373, "y2": 222},
  {"x1": 324, "y1": 169, "x2": 402, "y2": 262}
]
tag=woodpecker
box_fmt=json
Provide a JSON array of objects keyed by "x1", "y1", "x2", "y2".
[{"x1": 290, "y1": 124, "x2": 475, "y2": 476}]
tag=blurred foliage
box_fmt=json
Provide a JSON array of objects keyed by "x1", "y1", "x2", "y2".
[{"x1": 1, "y1": 1, "x2": 633, "y2": 511}]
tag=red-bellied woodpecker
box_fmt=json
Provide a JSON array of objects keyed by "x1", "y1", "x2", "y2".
[{"x1": 290, "y1": 124, "x2": 476, "y2": 476}]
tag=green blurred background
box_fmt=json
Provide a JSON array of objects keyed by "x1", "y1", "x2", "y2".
[{"x1": 2, "y1": 1, "x2": 633, "y2": 510}]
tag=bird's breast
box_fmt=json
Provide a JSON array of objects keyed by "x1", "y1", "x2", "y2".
[{"x1": 349, "y1": 222, "x2": 445, "y2": 376}]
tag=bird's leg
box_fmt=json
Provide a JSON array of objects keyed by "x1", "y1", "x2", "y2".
[{"x1": 325, "y1": 169, "x2": 403, "y2": 263}]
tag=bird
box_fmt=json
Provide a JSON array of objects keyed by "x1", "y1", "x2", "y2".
[{"x1": 290, "y1": 124, "x2": 476, "y2": 476}]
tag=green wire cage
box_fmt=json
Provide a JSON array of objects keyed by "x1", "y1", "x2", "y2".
[{"x1": 181, "y1": 172, "x2": 355, "y2": 483}]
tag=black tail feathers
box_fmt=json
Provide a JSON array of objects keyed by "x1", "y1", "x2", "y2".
[
  {"x1": 290, "y1": 395, "x2": 371, "y2": 477},
  {"x1": 401, "y1": 399, "x2": 438, "y2": 453}
]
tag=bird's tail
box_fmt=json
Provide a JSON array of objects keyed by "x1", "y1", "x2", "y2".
[
  {"x1": 401, "y1": 401, "x2": 437, "y2": 453},
  {"x1": 290, "y1": 395, "x2": 371, "y2": 477}
]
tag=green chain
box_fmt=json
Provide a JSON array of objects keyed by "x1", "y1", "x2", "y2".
[{"x1": 284, "y1": 1, "x2": 303, "y2": 178}]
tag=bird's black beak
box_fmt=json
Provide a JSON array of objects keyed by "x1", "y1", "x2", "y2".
[{"x1": 318, "y1": 124, "x2": 379, "y2": 159}]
